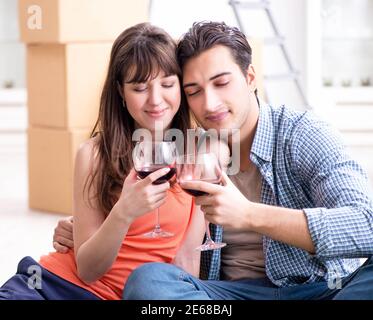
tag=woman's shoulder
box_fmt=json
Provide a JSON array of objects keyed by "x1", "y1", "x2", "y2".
[
  {"x1": 76, "y1": 135, "x2": 100, "y2": 170},
  {"x1": 78, "y1": 135, "x2": 99, "y2": 153}
]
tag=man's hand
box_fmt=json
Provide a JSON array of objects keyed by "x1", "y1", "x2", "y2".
[
  {"x1": 53, "y1": 216, "x2": 74, "y2": 253},
  {"x1": 179, "y1": 171, "x2": 253, "y2": 230},
  {"x1": 181, "y1": 171, "x2": 316, "y2": 253}
]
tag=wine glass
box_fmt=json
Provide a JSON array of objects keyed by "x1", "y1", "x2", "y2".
[
  {"x1": 133, "y1": 141, "x2": 176, "y2": 238},
  {"x1": 177, "y1": 152, "x2": 227, "y2": 251}
]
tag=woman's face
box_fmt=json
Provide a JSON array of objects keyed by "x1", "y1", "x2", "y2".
[{"x1": 122, "y1": 70, "x2": 181, "y2": 133}]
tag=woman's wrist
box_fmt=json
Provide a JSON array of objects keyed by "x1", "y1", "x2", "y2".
[{"x1": 111, "y1": 201, "x2": 134, "y2": 227}]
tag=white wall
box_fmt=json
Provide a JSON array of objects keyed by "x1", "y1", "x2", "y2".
[
  {"x1": 0, "y1": 0, "x2": 25, "y2": 89},
  {"x1": 321, "y1": 0, "x2": 373, "y2": 86}
]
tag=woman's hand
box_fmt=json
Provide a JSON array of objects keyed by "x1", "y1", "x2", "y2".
[
  {"x1": 114, "y1": 167, "x2": 172, "y2": 223},
  {"x1": 52, "y1": 168, "x2": 171, "y2": 253}
]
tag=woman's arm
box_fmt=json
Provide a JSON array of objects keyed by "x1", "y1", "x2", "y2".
[
  {"x1": 172, "y1": 204, "x2": 205, "y2": 277},
  {"x1": 73, "y1": 140, "x2": 130, "y2": 284},
  {"x1": 73, "y1": 139, "x2": 171, "y2": 284}
]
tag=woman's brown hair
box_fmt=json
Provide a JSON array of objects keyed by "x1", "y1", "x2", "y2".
[{"x1": 85, "y1": 23, "x2": 190, "y2": 216}]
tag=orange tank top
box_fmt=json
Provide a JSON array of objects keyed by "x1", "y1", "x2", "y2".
[{"x1": 39, "y1": 188, "x2": 194, "y2": 300}]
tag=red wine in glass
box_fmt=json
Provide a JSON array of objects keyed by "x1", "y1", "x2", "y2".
[
  {"x1": 137, "y1": 166, "x2": 176, "y2": 184},
  {"x1": 176, "y1": 153, "x2": 227, "y2": 251},
  {"x1": 133, "y1": 141, "x2": 176, "y2": 238},
  {"x1": 182, "y1": 178, "x2": 221, "y2": 197},
  {"x1": 182, "y1": 189, "x2": 208, "y2": 197}
]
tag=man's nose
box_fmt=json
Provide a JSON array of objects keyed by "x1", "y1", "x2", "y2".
[{"x1": 203, "y1": 89, "x2": 220, "y2": 112}]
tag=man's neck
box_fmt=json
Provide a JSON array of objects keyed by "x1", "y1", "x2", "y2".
[{"x1": 230, "y1": 97, "x2": 260, "y2": 172}]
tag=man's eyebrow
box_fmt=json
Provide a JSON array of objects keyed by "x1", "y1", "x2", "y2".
[
  {"x1": 183, "y1": 72, "x2": 231, "y2": 89},
  {"x1": 209, "y1": 72, "x2": 231, "y2": 81}
]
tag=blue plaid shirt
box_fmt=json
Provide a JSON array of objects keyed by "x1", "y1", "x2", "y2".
[{"x1": 200, "y1": 103, "x2": 373, "y2": 287}]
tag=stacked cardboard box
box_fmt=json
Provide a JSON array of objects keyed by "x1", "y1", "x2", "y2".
[{"x1": 19, "y1": 0, "x2": 149, "y2": 214}]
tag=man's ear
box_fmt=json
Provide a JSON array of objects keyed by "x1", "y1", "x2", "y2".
[
  {"x1": 117, "y1": 81, "x2": 124, "y2": 99},
  {"x1": 245, "y1": 64, "x2": 257, "y2": 92}
]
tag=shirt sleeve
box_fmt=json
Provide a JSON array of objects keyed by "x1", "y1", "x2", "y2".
[{"x1": 293, "y1": 115, "x2": 373, "y2": 259}]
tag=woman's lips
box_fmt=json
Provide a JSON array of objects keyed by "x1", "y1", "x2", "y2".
[
  {"x1": 146, "y1": 109, "x2": 167, "y2": 118},
  {"x1": 206, "y1": 111, "x2": 229, "y2": 122}
]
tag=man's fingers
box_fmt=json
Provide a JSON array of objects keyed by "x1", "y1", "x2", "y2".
[
  {"x1": 201, "y1": 207, "x2": 219, "y2": 224},
  {"x1": 194, "y1": 195, "x2": 214, "y2": 206},
  {"x1": 57, "y1": 218, "x2": 74, "y2": 233},
  {"x1": 220, "y1": 170, "x2": 232, "y2": 187},
  {"x1": 200, "y1": 205, "x2": 214, "y2": 214},
  {"x1": 53, "y1": 241, "x2": 69, "y2": 253},
  {"x1": 53, "y1": 236, "x2": 74, "y2": 249},
  {"x1": 54, "y1": 227, "x2": 73, "y2": 242}
]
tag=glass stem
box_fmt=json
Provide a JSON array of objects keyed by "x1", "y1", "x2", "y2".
[
  {"x1": 155, "y1": 208, "x2": 161, "y2": 231},
  {"x1": 204, "y1": 220, "x2": 214, "y2": 243}
]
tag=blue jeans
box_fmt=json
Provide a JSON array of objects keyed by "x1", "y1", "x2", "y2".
[
  {"x1": 122, "y1": 257, "x2": 373, "y2": 300},
  {"x1": 0, "y1": 257, "x2": 100, "y2": 300}
]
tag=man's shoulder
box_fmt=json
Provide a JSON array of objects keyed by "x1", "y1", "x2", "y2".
[
  {"x1": 267, "y1": 104, "x2": 329, "y2": 138},
  {"x1": 269, "y1": 105, "x2": 346, "y2": 162}
]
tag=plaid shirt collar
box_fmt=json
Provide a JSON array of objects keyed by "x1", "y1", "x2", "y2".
[{"x1": 250, "y1": 101, "x2": 275, "y2": 163}]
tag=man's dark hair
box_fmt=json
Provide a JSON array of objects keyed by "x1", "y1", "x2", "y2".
[{"x1": 177, "y1": 21, "x2": 253, "y2": 77}]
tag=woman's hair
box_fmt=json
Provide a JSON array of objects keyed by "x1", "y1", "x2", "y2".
[{"x1": 85, "y1": 23, "x2": 190, "y2": 216}]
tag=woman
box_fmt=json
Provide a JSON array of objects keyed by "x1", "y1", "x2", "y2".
[{"x1": 0, "y1": 23, "x2": 205, "y2": 300}]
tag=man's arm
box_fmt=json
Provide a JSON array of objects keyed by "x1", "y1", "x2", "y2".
[
  {"x1": 246, "y1": 202, "x2": 315, "y2": 253},
  {"x1": 181, "y1": 117, "x2": 373, "y2": 259},
  {"x1": 293, "y1": 118, "x2": 373, "y2": 259}
]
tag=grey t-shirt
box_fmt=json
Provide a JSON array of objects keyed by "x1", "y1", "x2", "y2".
[
  {"x1": 220, "y1": 168, "x2": 266, "y2": 280},
  {"x1": 195, "y1": 128, "x2": 266, "y2": 280}
]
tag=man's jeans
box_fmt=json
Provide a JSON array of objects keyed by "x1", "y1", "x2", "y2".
[{"x1": 123, "y1": 257, "x2": 373, "y2": 300}]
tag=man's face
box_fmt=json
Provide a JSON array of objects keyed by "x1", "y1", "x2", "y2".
[{"x1": 182, "y1": 45, "x2": 257, "y2": 133}]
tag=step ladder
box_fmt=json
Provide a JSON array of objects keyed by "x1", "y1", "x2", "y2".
[{"x1": 229, "y1": 0, "x2": 311, "y2": 109}]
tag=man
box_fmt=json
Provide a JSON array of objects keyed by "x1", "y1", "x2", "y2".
[{"x1": 55, "y1": 21, "x2": 373, "y2": 299}]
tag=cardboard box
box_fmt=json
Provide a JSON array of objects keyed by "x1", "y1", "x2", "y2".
[
  {"x1": 27, "y1": 42, "x2": 111, "y2": 129},
  {"x1": 19, "y1": 0, "x2": 149, "y2": 43},
  {"x1": 28, "y1": 126, "x2": 91, "y2": 215}
]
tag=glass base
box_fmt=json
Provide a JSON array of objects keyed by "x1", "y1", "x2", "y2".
[
  {"x1": 196, "y1": 241, "x2": 227, "y2": 251},
  {"x1": 142, "y1": 229, "x2": 174, "y2": 238}
]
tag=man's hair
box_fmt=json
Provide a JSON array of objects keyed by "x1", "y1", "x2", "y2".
[{"x1": 176, "y1": 21, "x2": 253, "y2": 77}]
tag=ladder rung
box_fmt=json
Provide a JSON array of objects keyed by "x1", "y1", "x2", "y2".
[
  {"x1": 229, "y1": 0, "x2": 310, "y2": 108},
  {"x1": 229, "y1": 0, "x2": 270, "y2": 10},
  {"x1": 264, "y1": 72, "x2": 299, "y2": 80}
]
